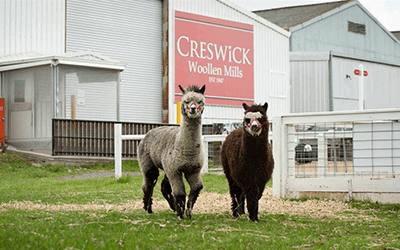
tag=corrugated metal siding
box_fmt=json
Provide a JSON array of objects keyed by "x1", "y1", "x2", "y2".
[
  {"x1": 331, "y1": 55, "x2": 400, "y2": 111},
  {"x1": 0, "y1": 0, "x2": 65, "y2": 56},
  {"x1": 169, "y1": 0, "x2": 290, "y2": 123},
  {"x1": 290, "y1": 52, "x2": 330, "y2": 113},
  {"x1": 65, "y1": 0, "x2": 163, "y2": 123},
  {"x1": 290, "y1": 4, "x2": 400, "y2": 65}
]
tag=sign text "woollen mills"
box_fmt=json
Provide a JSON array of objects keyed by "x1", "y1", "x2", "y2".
[{"x1": 177, "y1": 36, "x2": 251, "y2": 78}]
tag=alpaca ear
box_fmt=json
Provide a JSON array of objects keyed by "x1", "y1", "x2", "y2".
[
  {"x1": 263, "y1": 102, "x2": 269, "y2": 111},
  {"x1": 242, "y1": 103, "x2": 250, "y2": 110},
  {"x1": 199, "y1": 85, "x2": 206, "y2": 94},
  {"x1": 179, "y1": 85, "x2": 185, "y2": 94}
]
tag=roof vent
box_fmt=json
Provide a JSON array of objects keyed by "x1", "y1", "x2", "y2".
[{"x1": 348, "y1": 21, "x2": 366, "y2": 35}]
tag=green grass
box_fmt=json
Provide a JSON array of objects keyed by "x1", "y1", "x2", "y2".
[
  {"x1": 1, "y1": 152, "x2": 400, "y2": 249},
  {"x1": 1, "y1": 207, "x2": 400, "y2": 249}
]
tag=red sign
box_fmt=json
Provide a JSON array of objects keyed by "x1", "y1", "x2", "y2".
[
  {"x1": 0, "y1": 98, "x2": 5, "y2": 152},
  {"x1": 174, "y1": 11, "x2": 254, "y2": 106},
  {"x1": 354, "y1": 69, "x2": 368, "y2": 76}
]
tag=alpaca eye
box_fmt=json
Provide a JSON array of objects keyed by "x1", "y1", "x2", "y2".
[
  {"x1": 245, "y1": 118, "x2": 251, "y2": 123},
  {"x1": 198, "y1": 101, "x2": 203, "y2": 105}
]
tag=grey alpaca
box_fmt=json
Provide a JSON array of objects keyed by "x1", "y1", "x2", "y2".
[{"x1": 138, "y1": 85, "x2": 206, "y2": 219}]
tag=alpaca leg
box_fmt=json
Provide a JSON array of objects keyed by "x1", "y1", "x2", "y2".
[
  {"x1": 141, "y1": 167, "x2": 159, "y2": 214},
  {"x1": 227, "y1": 179, "x2": 244, "y2": 217},
  {"x1": 161, "y1": 175, "x2": 175, "y2": 212},
  {"x1": 245, "y1": 185, "x2": 260, "y2": 222},
  {"x1": 168, "y1": 172, "x2": 186, "y2": 219},
  {"x1": 184, "y1": 172, "x2": 203, "y2": 219},
  {"x1": 238, "y1": 193, "x2": 246, "y2": 215}
]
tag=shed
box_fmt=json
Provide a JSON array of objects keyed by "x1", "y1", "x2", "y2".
[{"x1": 0, "y1": 52, "x2": 125, "y2": 150}]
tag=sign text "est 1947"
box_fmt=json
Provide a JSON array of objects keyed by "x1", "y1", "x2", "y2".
[{"x1": 209, "y1": 77, "x2": 224, "y2": 83}]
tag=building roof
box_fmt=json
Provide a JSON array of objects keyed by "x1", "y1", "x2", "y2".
[
  {"x1": 253, "y1": 0, "x2": 352, "y2": 30},
  {"x1": 0, "y1": 51, "x2": 125, "y2": 72},
  {"x1": 392, "y1": 31, "x2": 400, "y2": 41}
]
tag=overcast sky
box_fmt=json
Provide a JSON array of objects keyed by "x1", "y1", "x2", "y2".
[{"x1": 229, "y1": 0, "x2": 400, "y2": 31}]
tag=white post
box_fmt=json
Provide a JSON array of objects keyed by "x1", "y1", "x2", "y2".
[
  {"x1": 202, "y1": 140, "x2": 209, "y2": 174},
  {"x1": 318, "y1": 133, "x2": 327, "y2": 177},
  {"x1": 359, "y1": 64, "x2": 364, "y2": 110},
  {"x1": 272, "y1": 116, "x2": 284, "y2": 198},
  {"x1": 114, "y1": 124, "x2": 122, "y2": 179}
]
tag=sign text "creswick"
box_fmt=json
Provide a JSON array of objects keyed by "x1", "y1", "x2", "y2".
[{"x1": 177, "y1": 36, "x2": 251, "y2": 65}]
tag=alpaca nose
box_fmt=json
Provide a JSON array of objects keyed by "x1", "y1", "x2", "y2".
[
  {"x1": 250, "y1": 120, "x2": 261, "y2": 132},
  {"x1": 251, "y1": 124, "x2": 259, "y2": 131},
  {"x1": 190, "y1": 103, "x2": 197, "y2": 114}
]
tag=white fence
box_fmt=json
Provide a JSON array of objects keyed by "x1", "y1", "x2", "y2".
[
  {"x1": 272, "y1": 108, "x2": 400, "y2": 203},
  {"x1": 114, "y1": 124, "x2": 227, "y2": 179},
  {"x1": 114, "y1": 109, "x2": 400, "y2": 203}
]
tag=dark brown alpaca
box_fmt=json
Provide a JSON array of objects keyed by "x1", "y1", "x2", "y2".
[{"x1": 221, "y1": 102, "x2": 274, "y2": 221}]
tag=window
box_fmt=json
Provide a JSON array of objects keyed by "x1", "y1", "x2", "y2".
[
  {"x1": 14, "y1": 80, "x2": 25, "y2": 102},
  {"x1": 348, "y1": 21, "x2": 366, "y2": 35}
]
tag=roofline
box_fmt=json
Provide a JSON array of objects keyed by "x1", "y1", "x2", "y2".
[
  {"x1": 289, "y1": 0, "x2": 400, "y2": 45},
  {"x1": 217, "y1": 0, "x2": 291, "y2": 38},
  {"x1": 0, "y1": 53, "x2": 125, "y2": 72},
  {"x1": 289, "y1": 50, "x2": 400, "y2": 68},
  {"x1": 253, "y1": 0, "x2": 345, "y2": 12},
  {"x1": 330, "y1": 50, "x2": 400, "y2": 68}
]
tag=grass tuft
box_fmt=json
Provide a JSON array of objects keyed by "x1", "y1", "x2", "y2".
[{"x1": 116, "y1": 174, "x2": 133, "y2": 184}]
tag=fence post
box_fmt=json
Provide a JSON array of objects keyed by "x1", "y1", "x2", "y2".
[
  {"x1": 272, "y1": 116, "x2": 285, "y2": 198},
  {"x1": 201, "y1": 139, "x2": 209, "y2": 174},
  {"x1": 114, "y1": 124, "x2": 122, "y2": 179},
  {"x1": 318, "y1": 133, "x2": 327, "y2": 177}
]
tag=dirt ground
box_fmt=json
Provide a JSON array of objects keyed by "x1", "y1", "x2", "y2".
[
  {"x1": 1, "y1": 171, "x2": 375, "y2": 220},
  {"x1": 1, "y1": 187, "x2": 370, "y2": 220}
]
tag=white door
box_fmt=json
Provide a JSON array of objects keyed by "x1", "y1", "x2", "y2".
[{"x1": 9, "y1": 70, "x2": 34, "y2": 139}]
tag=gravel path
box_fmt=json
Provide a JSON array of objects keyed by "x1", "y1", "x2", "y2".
[
  {"x1": 2, "y1": 171, "x2": 372, "y2": 220},
  {"x1": 59, "y1": 171, "x2": 141, "y2": 180}
]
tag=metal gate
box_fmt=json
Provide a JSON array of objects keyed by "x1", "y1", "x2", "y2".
[{"x1": 272, "y1": 108, "x2": 400, "y2": 203}]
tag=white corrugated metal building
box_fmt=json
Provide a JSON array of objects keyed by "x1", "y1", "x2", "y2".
[
  {"x1": 0, "y1": 0, "x2": 290, "y2": 150},
  {"x1": 254, "y1": 0, "x2": 400, "y2": 113}
]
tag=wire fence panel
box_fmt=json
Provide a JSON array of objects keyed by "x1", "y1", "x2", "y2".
[{"x1": 272, "y1": 109, "x2": 400, "y2": 203}]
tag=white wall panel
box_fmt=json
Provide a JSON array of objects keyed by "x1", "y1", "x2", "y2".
[
  {"x1": 0, "y1": 0, "x2": 65, "y2": 56},
  {"x1": 331, "y1": 55, "x2": 400, "y2": 111},
  {"x1": 290, "y1": 52, "x2": 330, "y2": 113}
]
